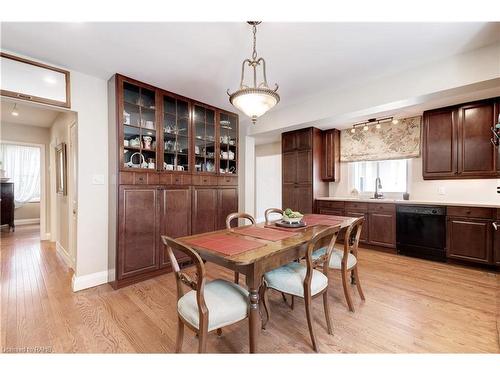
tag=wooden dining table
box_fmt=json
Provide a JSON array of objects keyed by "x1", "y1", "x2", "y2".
[{"x1": 177, "y1": 215, "x2": 357, "y2": 353}]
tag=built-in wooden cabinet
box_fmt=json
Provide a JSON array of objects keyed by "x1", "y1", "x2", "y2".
[
  {"x1": 282, "y1": 127, "x2": 328, "y2": 214},
  {"x1": 494, "y1": 210, "x2": 500, "y2": 265},
  {"x1": 368, "y1": 203, "x2": 396, "y2": 248},
  {"x1": 321, "y1": 129, "x2": 340, "y2": 182},
  {"x1": 1, "y1": 182, "x2": 15, "y2": 232},
  {"x1": 423, "y1": 97, "x2": 500, "y2": 179},
  {"x1": 109, "y1": 74, "x2": 239, "y2": 288}
]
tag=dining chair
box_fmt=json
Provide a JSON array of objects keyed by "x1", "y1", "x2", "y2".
[
  {"x1": 260, "y1": 225, "x2": 341, "y2": 352},
  {"x1": 312, "y1": 216, "x2": 365, "y2": 312},
  {"x1": 264, "y1": 208, "x2": 283, "y2": 225},
  {"x1": 226, "y1": 212, "x2": 256, "y2": 285},
  {"x1": 162, "y1": 235, "x2": 249, "y2": 353}
]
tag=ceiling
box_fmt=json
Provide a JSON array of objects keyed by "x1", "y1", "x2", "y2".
[
  {"x1": 1, "y1": 99, "x2": 61, "y2": 127},
  {"x1": 2, "y1": 22, "x2": 500, "y2": 113}
]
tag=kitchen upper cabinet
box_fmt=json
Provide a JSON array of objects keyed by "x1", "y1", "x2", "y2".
[
  {"x1": 447, "y1": 217, "x2": 492, "y2": 264},
  {"x1": 457, "y1": 100, "x2": 497, "y2": 177},
  {"x1": 423, "y1": 97, "x2": 500, "y2": 180},
  {"x1": 281, "y1": 128, "x2": 328, "y2": 213},
  {"x1": 192, "y1": 187, "x2": 218, "y2": 235},
  {"x1": 159, "y1": 187, "x2": 191, "y2": 267},
  {"x1": 118, "y1": 186, "x2": 160, "y2": 279},
  {"x1": 423, "y1": 108, "x2": 458, "y2": 179},
  {"x1": 321, "y1": 129, "x2": 340, "y2": 182},
  {"x1": 217, "y1": 187, "x2": 238, "y2": 230}
]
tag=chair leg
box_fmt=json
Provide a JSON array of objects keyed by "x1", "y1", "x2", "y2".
[
  {"x1": 291, "y1": 295, "x2": 295, "y2": 310},
  {"x1": 198, "y1": 329, "x2": 208, "y2": 353},
  {"x1": 260, "y1": 284, "x2": 271, "y2": 329},
  {"x1": 350, "y1": 269, "x2": 356, "y2": 285},
  {"x1": 304, "y1": 293, "x2": 319, "y2": 352},
  {"x1": 175, "y1": 317, "x2": 184, "y2": 353},
  {"x1": 341, "y1": 268, "x2": 355, "y2": 312},
  {"x1": 234, "y1": 272, "x2": 239, "y2": 284},
  {"x1": 353, "y1": 267, "x2": 365, "y2": 301},
  {"x1": 322, "y1": 292, "x2": 333, "y2": 335},
  {"x1": 281, "y1": 292, "x2": 287, "y2": 304}
]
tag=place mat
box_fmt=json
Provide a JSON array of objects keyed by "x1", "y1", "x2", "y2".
[
  {"x1": 232, "y1": 226, "x2": 298, "y2": 241},
  {"x1": 183, "y1": 233, "x2": 264, "y2": 256}
]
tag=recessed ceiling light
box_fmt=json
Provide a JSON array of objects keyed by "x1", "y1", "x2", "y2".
[
  {"x1": 11, "y1": 104, "x2": 19, "y2": 116},
  {"x1": 376, "y1": 123, "x2": 381, "y2": 129},
  {"x1": 392, "y1": 118, "x2": 399, "y2": 125},
  {"x1": 363, "y1": 125, "x2": 369, "y2": 131},
  {"x1": 350, "y1": 127, "x2": 356, "y2": 134}
]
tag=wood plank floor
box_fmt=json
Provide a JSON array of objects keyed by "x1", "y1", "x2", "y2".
[{"x1": 1, "y1": 225, "x2": 499, "y2": 353}]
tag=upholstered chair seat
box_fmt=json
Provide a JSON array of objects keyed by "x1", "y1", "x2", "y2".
[
  {"x1": 264, "y1": 262, "x2": 328, "y2": 297},
  {"x1": 178, "y1": 279, "x2": 249, "y2": 331},
  {"x1": 312, "y1": 248, "x2": 357, "y2": 269}
]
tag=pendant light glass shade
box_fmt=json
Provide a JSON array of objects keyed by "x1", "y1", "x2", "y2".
[{"x1": 228, "y1": 22, "x2": 280, "y2": 124}]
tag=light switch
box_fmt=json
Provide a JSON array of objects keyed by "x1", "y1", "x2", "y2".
[
  {"x1": 438, "y1": 187, "x2": 445, "y2": 195},
  {"x1": 92, "y1": 174, "x2": 105, "y2": 185}
]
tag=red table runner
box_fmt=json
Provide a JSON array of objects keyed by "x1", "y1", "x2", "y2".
[
  {"x1": 183, "y1": 233, "x2": 265, "y2": 256},
  {"x1": 232, "y1": 226, "x2": 298, "y2": 241}
]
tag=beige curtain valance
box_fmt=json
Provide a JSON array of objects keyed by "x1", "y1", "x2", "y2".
[{"x1": 340, "y1": 116, "x2": 421, "y2": 162}]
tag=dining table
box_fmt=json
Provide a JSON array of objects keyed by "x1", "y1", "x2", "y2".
[{"x1": 177, "y1": 214, "x2": 358, "y2": 353}]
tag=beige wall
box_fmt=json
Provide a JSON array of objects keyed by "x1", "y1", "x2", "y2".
[
  {"x1": 0, "y1": 122, "x2": 50, "y2": 224},
  {"x1": 255, "y1": 141, "x2": 282, "y2": 221},
  {"x1": 330, "y1": 157, "x2": 499, "y2": 204}
]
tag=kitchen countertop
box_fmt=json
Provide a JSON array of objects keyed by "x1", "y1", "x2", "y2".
[{"x1": 316, "y1": 196, "x2": 500, "y2": 209}]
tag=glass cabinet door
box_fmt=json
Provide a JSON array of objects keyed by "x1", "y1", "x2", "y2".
[
  {"x1": 193, "y1": 104, "x2": 216, "y2": 173},
  {"x1": 163, "y1": 95, "x2": 190, "y2": 172},
  {"x1": 122, "y1": 81, "x2": 157, "y2": 170},
  {"x1": 219, "y1": 112, "x2": 238, "y2": 175}
]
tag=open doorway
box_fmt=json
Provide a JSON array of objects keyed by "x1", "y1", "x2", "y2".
[{"x1": 0, "y1": 98, "x2": 78, "y2": 270}]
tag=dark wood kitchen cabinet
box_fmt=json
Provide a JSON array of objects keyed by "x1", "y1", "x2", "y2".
[
  {"x1": 282, "y1": 127, "x2": 328, "y2": 214},
  {"x1": 118, "y1": 186, "x2": 160, "y2": 279},
  {"x1": 368, "y1": 204, "x2": 396, "y2": 248},
  {"x1": 217, "y1": 187, "x2": 238, "y2": 230},
  {"x1": 1, "y1": 182, "x2": 15, "y2": 232},
  {"x1": 192, "y1": 187, "x2": 218, "y2": 235},
  {"x1": 423, "y1": 97, "x2": 500, "y2": 179},
  {"x1": 494, "y1": 210, "x2": 500, "y2": 265},
  {"x1": 321, "y1": 129, "x2": 340, "y2": 182},
  {"x1": 344, "y1": 202, "x2": 369, "y2": 243},
  {"x1": 447, "y1": 217, "x2": 492, "y2": 264}
]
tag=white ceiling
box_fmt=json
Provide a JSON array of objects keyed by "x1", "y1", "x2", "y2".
[
  {"x1": 2, "y1": 22, "x2": 500, "y2": 112},
  {"x1": 1, "y1": 99, "x2": 61, "y2": 127}
]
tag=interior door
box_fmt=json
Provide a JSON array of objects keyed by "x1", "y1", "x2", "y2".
[
  {"x1": 68, "y1": 122, "x2": 78, "y2": 267},
  {"x1": 192, "y1": 187, "x2": 218, "y2": 235}
]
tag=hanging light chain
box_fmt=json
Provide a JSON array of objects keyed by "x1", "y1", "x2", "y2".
[{"x1": 251, "y1": 24, "x2": 258, "y2": 61}]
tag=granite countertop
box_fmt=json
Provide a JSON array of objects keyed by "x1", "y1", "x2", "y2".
[{"x1": 316, "y1": 196, "x2": 500, "y2": 209}]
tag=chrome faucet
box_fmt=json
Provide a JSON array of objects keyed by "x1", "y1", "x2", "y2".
[{"x1": 374, "y1": 177, "x2": 383, "y2": 199}]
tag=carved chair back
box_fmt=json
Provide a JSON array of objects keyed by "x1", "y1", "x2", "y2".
[
  {"x1": 161, "y1": 236, "x2": 208, "y2": 330},
  {"x1": 264, "y1": 208, "x2": 284, "y2": 225},
  {"x1": 303, "y1": 225, "x2": 341, "y2": 295},
  {"x1": 226, "y1": 212, "x2": 256, "y2": 229}
]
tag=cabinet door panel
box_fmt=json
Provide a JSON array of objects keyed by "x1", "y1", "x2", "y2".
[
  {"x1": 494, "y1": 223, "x2": 500, "y2": 265},
  {"x1": 282, "y1": 132, "x2": 296, "y2": 152},
  {"x1": 192, "y1": 188, "x2": 218, "y2": 235},
  {"x1": 295, "y1": 128, "x2": 312, "y2": 150},
  {"x1": 321, "y1": 129, "x2": 340, "y2": 181},
  {"x1": 282, "y1": 152, "x2": 297, "y2": 184},
  {"x1": 423, "y1": 109, "x2": 457, "y2": 178},
  {"x1": 345, "y1": 211, "x2": 369, "y2": 243},
  {"x1": 160, "y1": 187, "x2": 191, "y2": 267},
  {"x1": 458, "y1": 101, "x2": 496, "y2": 176},
  {"x1": 118, "y1": 186, "x2": 159, "y2": 279},
  {"x1": 295, "y1": 185, "x2": 313, "y2": 214},
  {"x1": 296, "y1": 150, "x2": 312, "y2": 184},
  {"x1": 217, "y1": 188, "x2": 238, "y2": 230},
  {"x1": 369, "y1": 212, "x2": 396, "y2": 248},
  {"x1": 447, "y1": 218, "x2": 491, "y2": 263},
  {"x1": 282, "y1": 184, "x2": 296, "y2": 211}
]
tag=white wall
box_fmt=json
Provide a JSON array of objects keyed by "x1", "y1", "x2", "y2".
[
  {"x1": 330, "y1": 158, "x2": 500, "y2": 205},
  {"x1": 2, "y1": 50, "x2": 109, "y2": 291},
  {"x1": 255, "y1": 142, "x2": 282, "y2": 222}
]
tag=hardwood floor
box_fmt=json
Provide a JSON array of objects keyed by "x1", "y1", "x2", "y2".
[{"x1": 1, "y1": 224, "x2": 499, "y2": 353}]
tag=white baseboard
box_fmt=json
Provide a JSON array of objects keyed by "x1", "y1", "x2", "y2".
[
  {"x1": 14, "y1": 218, "x2": 40, "y2": 226},
  {"x1": 56, "y1": 241, "x2": 75, "y2": 269},
  {"x1": 72, "y1": 271, "x2": 108, "y2": 292}
]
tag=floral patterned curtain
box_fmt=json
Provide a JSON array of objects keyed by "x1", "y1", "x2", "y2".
[{"x1": 340, "y1": 116, "x2": 421, "y2": 162}]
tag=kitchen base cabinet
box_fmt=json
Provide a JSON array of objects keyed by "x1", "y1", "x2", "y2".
[
  {"x1": 192, "y1": 188, "x2": 218, "y2": 235},
  {"x1": 118, "y1": 186, "x2": 160, "y2": 280},
  {"x1": 217, "y1": 187, "x2": 238, "y2": 230},
  {"x1": 368, "y1": 213, "x2": 396, "y2": 248},
  {"x1": 447, "y1": 218, "x2": 492, "y2": 264},
  {"x1": 345, "y1": 211, "x2": 369, "y2": 243}
]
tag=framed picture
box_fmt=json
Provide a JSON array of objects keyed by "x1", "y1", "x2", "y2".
[{"x1": 55, "y1": 143, "x2": 67, "y2": 195}]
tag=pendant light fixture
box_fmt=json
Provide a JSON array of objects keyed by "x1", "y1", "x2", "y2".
[{"x1": 227, "y1": 21, "x2": 280, "y2": 124}]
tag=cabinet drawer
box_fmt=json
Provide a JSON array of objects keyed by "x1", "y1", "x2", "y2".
[
  {"x1": 368, "y1": 202, "x2": 396, "y2": 213},
  {"x1": 447, "y1": 206, "x2": 495, "y2": 219},
  {"x1": 316, "y1": 200, "x2": 344, "y2": 210},
  {"x1": 119, "y1": 172, "x2": 159, "y2": 185},
  {"x1": 193, "y1": 175, "x2": 218, "y2": 185},
  {"x1": 172, "y1": 175, "x2": 192, "y2": 186},
  {"x1": 217, "y1": 176, "x2": 238, "y2": 186},
  {"x1": 345, "y1": 201, "x2": 368, "y2": 212}
]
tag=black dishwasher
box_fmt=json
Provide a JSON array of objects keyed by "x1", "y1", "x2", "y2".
[{"x1": 396, "y1": 205, "x2": 446, "y2": 262}]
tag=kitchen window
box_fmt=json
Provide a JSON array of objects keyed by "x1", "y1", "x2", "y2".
[{"x1": 350, "y1": 159, "x2": 408, "y2": 194}]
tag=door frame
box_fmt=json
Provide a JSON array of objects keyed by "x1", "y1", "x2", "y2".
[{"x1": 0, "y1": 140, "x2": 47, "y2": 239}]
